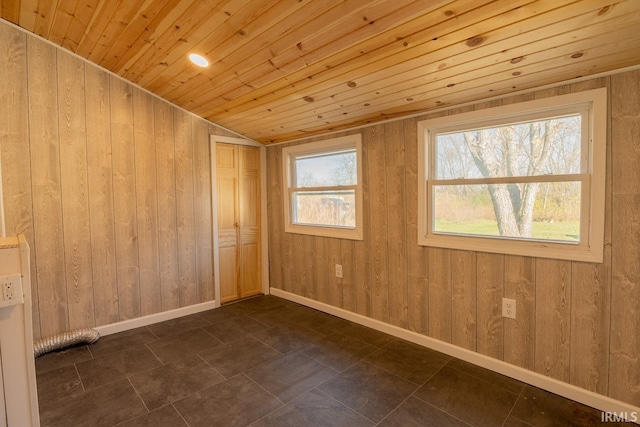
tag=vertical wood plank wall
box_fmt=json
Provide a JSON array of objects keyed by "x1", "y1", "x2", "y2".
[
  {"x1": 267, "y1": 70, "x2": 640, "y2": 407},
  {"x1": 0, "y1": 21, "x2": 236, "y2": 338}
]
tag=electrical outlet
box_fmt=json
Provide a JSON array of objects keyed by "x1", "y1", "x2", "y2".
[
  {"x1": 3, "y1": 282, "x2": 14, "y2": 301},
  {"x1": 0, "y1": 274, "x2": 24, "y2": 307},
  {"x1": 335, "y1": 264, "x2": 343, "y2": 278},
  {"x1": 502, "y1": 298, "x2": 516, "y2": 319}
]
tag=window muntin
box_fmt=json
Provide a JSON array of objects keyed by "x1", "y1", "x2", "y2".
[
  {"x1": 418, "y1": 88, "x2": 606, "y2": 262},
  {"x1": 282, "y1": 135, "x2": 363, "y2": 240}
]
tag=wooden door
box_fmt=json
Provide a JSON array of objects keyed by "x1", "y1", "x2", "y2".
[{"x1": 216, "y1": 143, "x2": 261, "y2": 303}]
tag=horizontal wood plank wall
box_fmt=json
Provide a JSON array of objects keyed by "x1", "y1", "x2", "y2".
[
  {"x1": 267, "y1": 70, "x2": 640, "y2": 408},
  {"x1": 0, "y1": 21, "x2": 229, "y2": 339}
]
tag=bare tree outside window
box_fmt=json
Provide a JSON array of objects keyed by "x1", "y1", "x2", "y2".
[{"x1": 433, "y1": 115, "x2": 582, "y2": 242}]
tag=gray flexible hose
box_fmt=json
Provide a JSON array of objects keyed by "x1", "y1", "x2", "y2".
[{"x1": 33, "y1": 328, "x2": 100, "y2": 357}]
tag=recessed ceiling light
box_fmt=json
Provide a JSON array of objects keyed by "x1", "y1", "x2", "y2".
[{"x1": 188, "y1": 53, "x2": 209, "y2": 68}]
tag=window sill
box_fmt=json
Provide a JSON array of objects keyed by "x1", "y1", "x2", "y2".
[
  {"x1": 418, "y1": 233, "x2": 603, "y2": 263},
  {"x1": 285, "y1": 224, "x2": 363, "y2": 241}
]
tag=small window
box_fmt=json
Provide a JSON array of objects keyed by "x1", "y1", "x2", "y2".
[
  {"x1": 282, "y1": 135, "x2": 363, "y2": 240},
  {"x1": 418, "y1": 88, "x2": 607, "y2": 262}
]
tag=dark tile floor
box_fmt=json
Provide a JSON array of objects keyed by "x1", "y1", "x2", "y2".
[{"x1": 36, "y1": 295, "x2": 628, "y2": 427}]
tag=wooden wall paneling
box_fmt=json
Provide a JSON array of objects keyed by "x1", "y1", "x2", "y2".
[
  {"x1": 328, "y1": 238, "x2": 342, "y2": 309},
  {"x1": 450, "y1": 250, "x2": 476, "y2": 351},
  {"x1": 404, "y1": 115, "x2": 429, "y2": 334},
  {"x1": 315, "y1": 237, "x2": 329, "y2": 304},
  {"x1": 302, "y1": 235, "x2": 315, "y2": 299},
  {"x1": 174, "y1": 110, "x2": 198, "y2": 306},
  {"x1": 110, "y1": 75, "x2": 140, "y2": 320},
  {"x1": 292, "y1": 233, "x2": 305, "y2": 298},
  {"x1": 85, "y1": 63, "x2": 119, "y2": 326},
  {"x1": 609, "y1": 70, "x2": 640, "y2": 406},
  {"x1": 571, "y1": 259, "x2": 610, "y2": 394},
  {"x1": 208, "y1": 123, "x2": 238, "y2": 138},
  {"x1": 366, "y1": 125, "x2": 390, "y2": 322},
  {"x1": 611, "y1": 70, "x2": 640, "y2": 194},
  {"x1": 0, "y1": 24, "x2": 40, "y2": 338},
  {"x1": 569, "y1": 77, "x2": 612, "y2": 395},
  {"x1": 133, "y1": 88, "x2": 162, "y2": 315},
  {"x1": 27, "y1": 37, "x2": 68, "y2": 337},
  {"x1": 341, "y1": 238, "x2": 356, "y2": 312},
  {"x1": 354, "y1": 130, "x2": 371, "y2": 317},
  {"x1": 428, "y1": 247, "x2": 451, "y2": 343},
  {"x1": 610, "y1": 195, "x2": 640, "y2": 406},
  {"x1": 282, "y1": 156, "x2": 294, "y2": 295},
  {"x1": 57, "y1": 51, "x2": 95, "y2": 330},
  {"x1": 266, "y1": 145, "x2": 284, "y2": 290},
  {"x1": 192, "y1": 118, "x2": 214, "y2": 302},
  {"x1": 535, "y1": 259, "x2": 572, "y2": 382},
  {"x1": 476, "y1": 253, "x2": 504, "y2": 360},
  {"x1": 384, "y1": 120, "x2": 408, "y2": 328},
  {"x1": 154, "y1": 98, "x2": 179, "y2": 311},
  {"x1": 503, "y1": 255, "x2": 536, "y2": 370}
]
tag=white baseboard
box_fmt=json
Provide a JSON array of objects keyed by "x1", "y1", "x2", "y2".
[
  {"x1": 94, "y1": 300, "x2": 217, "y2": 336},
  {"x1": 271, "y1": 288, "x2": 640, "y2": 422}
]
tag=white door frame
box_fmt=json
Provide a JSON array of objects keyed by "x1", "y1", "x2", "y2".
[{"x1": 210, "y1": 135, "x2": 269, "y2": 308}]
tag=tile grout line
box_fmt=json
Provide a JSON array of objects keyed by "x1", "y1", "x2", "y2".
[
  {"x1": 500, "y1": 384, "x2": 527, "y2": 427},
  {"x1": 242, "y1": 373, "x2": 287, "y2": 407},
  {"x1": 410, "y1": 360, "x2": 521, "y2": 425},
  {"x1": 127, "y1": 376, "x2": 151, "y2": 414},
  {"x1": 171, "y1": 402, "x2": 192, "y2": 427},
  {"x1": 73, "y1": 363, "x2": 86, "y2": 393}
]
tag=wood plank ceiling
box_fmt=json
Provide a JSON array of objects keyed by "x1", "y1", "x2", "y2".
[{"x1": 2, "y1": 0, "x2": 640, "y2": 143}]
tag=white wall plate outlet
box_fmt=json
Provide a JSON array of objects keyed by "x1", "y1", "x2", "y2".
[
  {"x1": 0, "y1": 274, "x2": 24, "y2": 307},
  {"x1": 335, "y1": 264, "x2": 343, "y2": 278},
  {"x1": 502, "y1": 297, "x2": 516, "y2": 319}
]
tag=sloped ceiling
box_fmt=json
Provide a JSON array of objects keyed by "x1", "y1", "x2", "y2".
[{"x1": 2, "y1": 0, "x2": 640, "y2": 143}]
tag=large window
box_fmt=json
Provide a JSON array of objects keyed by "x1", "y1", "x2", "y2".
[
  {"x1": 418, "y1": 88, "x2": 607, "y2": 262},
  {"x1": 282, "y1": 134, "x2": 363, "y2": 240}
]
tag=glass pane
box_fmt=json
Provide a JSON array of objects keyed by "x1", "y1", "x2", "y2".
[
  {"x1": 435, "y1": 114, "x2": 582, "y2": 179},
  {"x1": 293, "y1": 190, "x2": 355, "y2": 228},
  {"x1": 433, "y1": 181, "x2": 581, "y2": 242},
  {"x1": 294, "y1": 150, "x2": 357, "y2": 187}
]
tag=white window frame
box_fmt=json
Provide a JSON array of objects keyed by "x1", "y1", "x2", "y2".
[
  {"x1": 417, "y1": 88, "x2": 607, "y2": 262},
  {"x1": 282, "y1": 134, "x2": 363, "y2": 240}
]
